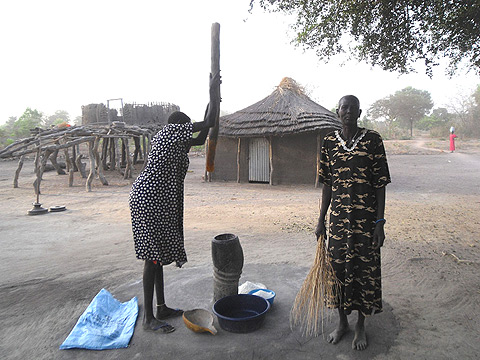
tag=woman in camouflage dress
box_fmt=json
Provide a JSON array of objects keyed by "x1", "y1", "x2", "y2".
[{"x1": 315, "y1": 95, "x2": 391, "y2": 350}]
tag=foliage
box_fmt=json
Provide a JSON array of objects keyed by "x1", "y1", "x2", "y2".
[
  {"x1": 418, "y1": 107, "x2": 454, "y2": 138},
  {"x1": 360, "y1": 115, "x2": 409, "y2": 140},
  {"x1": 367, "y1": 87, "x2": 433, "y2": 137},
  {"x1": 417, "y1": 108, "x2": 451, "y2": 130},
  {"x1": 474, "y1": 84, "x2": 480, "y2": 105},
  {"x1": 45, "y1": 110, "x2": 70, "y2": 127},
  {"x1": 11, "y1": 108, "x2": 45, "y2": 139},
  {"x1": 73, "y1": 115, "x2": 82, "y2": 126},
  {"x1": 250, "y1": 0, "x2": 480, "y2": 76},
  {"x1": 0, "y1": 117, "x2": 17, "y2": 148},
  {"x1": 0, "y1": 109, "x2": 72, "y2": 148},
  {"x1": 448, "y1": 85, "x2": 480, "y2": 138}
]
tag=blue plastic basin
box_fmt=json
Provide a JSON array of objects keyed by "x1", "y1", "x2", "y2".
[
  {"x1": 248, "y1": 288, "x2": 276, "y2": 306},
  {"x1": 212, "y1": 294, "x2": 270, "y2": 333}
]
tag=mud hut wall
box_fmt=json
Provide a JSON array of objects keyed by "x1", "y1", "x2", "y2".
[
  {"x1": 212, "y1": 128, "x2": 334, "y2": 185},
  {"x1": 210, "y1": 137, "x2": 239, "y2": 182},
  {"x1": 272, "y1": 133, "x2": 317, "y2": 185},
  {"x1": 271, "y1": 128, "x2": 333, "y2": 185},
  {"x1": 238, "y1": 138, "x2": 249, "y2": 182}
]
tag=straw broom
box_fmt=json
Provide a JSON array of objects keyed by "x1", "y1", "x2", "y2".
[{"x1": 290, "y1": 229, "x2": 341, "y2": 337}]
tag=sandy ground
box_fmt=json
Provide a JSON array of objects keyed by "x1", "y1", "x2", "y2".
[{"x1": 0, "y1": 138, "x2": 479, "y2": 359}]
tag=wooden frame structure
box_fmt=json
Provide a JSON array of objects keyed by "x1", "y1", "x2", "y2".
[{"x1": 0, "y1": 122, "x2": 164, "y2": 194}]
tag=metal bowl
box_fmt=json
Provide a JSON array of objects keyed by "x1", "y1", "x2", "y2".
[{"x1": 212, "y1": 294, "x2": 270, "y2": 333}]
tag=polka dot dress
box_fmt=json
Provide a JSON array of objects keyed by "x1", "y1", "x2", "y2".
[{"x1": 129, "y1": 122, "x2": 193, "y2": 267}]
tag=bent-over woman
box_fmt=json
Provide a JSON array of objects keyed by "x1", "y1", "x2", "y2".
[{"x1": 129, "y1": 73, "x2": 221, "y2": 333}]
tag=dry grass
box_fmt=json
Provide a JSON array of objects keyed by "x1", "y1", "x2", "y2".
[{"x1": 290, "y1": 234, "x2": 341, "y2": 337}]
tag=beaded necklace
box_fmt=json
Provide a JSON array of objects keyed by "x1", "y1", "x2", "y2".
[{"x1": 334, "y1": 128, "x2": 366, "y2": 152}]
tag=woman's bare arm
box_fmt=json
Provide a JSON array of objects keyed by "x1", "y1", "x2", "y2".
[
  {"x1": 315, "y1": 184, "x2": 332, "y2": 239},
  {"x1": 192, "y1": 72, "x2": 221, "y2": 134}
]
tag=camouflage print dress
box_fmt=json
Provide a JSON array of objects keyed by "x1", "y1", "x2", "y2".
[{"x1": 319, "y1": 128, "x2": 391, "y2": 316}]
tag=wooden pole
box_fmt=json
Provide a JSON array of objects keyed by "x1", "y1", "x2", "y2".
[
  {"x1": 63, "y1": 146, "x2": 74, "y2": 187},
  {"x1": 86, "y1": 140, "x2": 95, "y2": 192},
  {"x1": 205, "y1": 22, "x2": 220, "y2": 174},
  {"x1": 315, "y1": 133, "x2": 321, "y2": 188},
  {"x1": 102, "y1": 138, "x2": 109, "y2": 170},
  {"x1": 123, "y1": 137, "x2": 132, "y2": 179},
  {"x1": 13, "y1": 155, "x2": 25, "y2": 188},
  {"x1": 49, "y1": 143, "x2": 66, "y2": 175},
  {"x1": 269, "y1": 136, "x2": 274, "y2": 186},
  {"x1": 94, "y1": 136, "x2": 108, "y2": 185},
  {"x1": 236, "y1": 138, "x2": 241, "y2": 183}
]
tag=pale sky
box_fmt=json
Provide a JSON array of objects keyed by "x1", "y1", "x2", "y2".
[{"x1": 1, "y1": 0, "x2": 479, "y2": 124}]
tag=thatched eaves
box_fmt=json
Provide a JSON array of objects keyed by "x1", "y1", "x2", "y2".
[{"x1": 219, "y1": 77, "x2": 341, "y2": 137}]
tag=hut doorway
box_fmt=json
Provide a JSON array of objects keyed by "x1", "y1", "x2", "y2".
[{"x1": 248, "y1": 137, "x2": 270, "y2": 183}]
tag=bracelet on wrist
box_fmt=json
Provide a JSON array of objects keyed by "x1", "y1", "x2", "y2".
[{"x1": 375, "y1": 218, "x2": 386, "y2": 224}]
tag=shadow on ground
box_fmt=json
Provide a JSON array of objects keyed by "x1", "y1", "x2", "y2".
[{"x1": 58, "y1": 264, "x2": 399, "y2": 360}]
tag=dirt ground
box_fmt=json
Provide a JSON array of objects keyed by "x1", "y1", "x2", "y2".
[{"x1": 1, "y1": 138, "x2": 479, "y2": 359}]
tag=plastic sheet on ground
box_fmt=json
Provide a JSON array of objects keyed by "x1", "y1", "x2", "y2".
[{"x1": 60, "y1": 288, "x2": 138, "y2": 350}]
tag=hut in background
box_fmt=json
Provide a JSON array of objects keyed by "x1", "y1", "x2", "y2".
[{"x1": 211, "y1": 77, "x2": 341, "y2": 186}]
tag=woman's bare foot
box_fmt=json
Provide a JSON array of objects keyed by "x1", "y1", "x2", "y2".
[
  {"x1": 143, "y1": 316, "x2": 175, "y2": 333},
  {"x1": 327, "y1": 307, "x2": 349, "y2": 344},
  {"x1": 326, "y1": 323, "x2": 349, "y2": 344},
  {"x1": 352, "y1": 322, "x2": 367, "y2": 350},
  {"x1": 156, "y1": 304, "x2": 183, "y2": 320}
]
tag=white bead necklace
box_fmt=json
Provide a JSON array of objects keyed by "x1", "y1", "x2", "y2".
[{"x1": 335, "y1": 129, "x2": 366, "y2": 152}]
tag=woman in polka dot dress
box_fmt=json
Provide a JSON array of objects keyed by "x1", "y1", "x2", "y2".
[{"x1": 129, "y1": 73, "x2": 221, "y2": 332}]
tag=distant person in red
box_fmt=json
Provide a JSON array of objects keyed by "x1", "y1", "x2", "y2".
[{"x1": 449, "y1": 127, "x2": 457, "y2": 152}]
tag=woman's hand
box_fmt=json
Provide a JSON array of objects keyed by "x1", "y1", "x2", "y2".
[
  {"x1": 372, "y1": 222, "x2": 385, "y2": 249},
  {"x1": 315, "y1": 217, "x2": 326, "y2": 241},
  {"x1": 209, "y1": 72, "x2": 222, "y2": 99}
]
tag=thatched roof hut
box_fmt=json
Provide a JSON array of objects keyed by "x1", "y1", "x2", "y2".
[{"x1": 210, "y1": 77, "x2": 341, "y2": 186}]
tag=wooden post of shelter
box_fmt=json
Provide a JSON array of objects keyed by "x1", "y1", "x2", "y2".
[
  {"x1": 315, "y1": 132, "x2": 321, "y2": 188},
  {"x1": 72, "y1": 144, "x2": 77, "y2": 172},
  {"x1": 109, "y1": 138, "x2": 116, "y2": 170},
  {"x1": 63, "y1": 145, "x2": 74, "y2": 186},
  {"x1": 76, "y1": 153, "x2": 87, "y2": 178},
  {"x1": 205, "y1": 22, "x2": 221, "y2": 177},
  {"x1": 115, "y1": 138, "x2": 122, "y2": 174},
  {"x1": 13, "y1": 155, "x2": 25, "y2": 188},
  {"x1": 269, "y1": 136, "x2": 274, "y2": 186},
  {"x1": 102, "y1": 138, "x2": 109, "y2": 170},
  {"x1": 122, "y1": 137, "x2": 132, "y2": 179},
  {"x1": 133, "y1": 136, "x2": 140, "y2": 164},
  {"x1": 236, "y1": 138, "x2": 241, "y2": 183},
  {"x1": 50, "y1": 141, "x2": 66, "y2": 175},
  {"x1": 86, "y1": 140, "x2": 96, "y2": 192},
  {"x1": 141, "y1": 135, "x2": 147, "y2": 168},
  {"x1": 94, "y1": 136, "x2": 108, "y2": 186},
  {"x1": 33, "y1": 149, "x2": 53, "y2": 197}
]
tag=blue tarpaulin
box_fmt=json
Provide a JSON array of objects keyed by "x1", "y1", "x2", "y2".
[{"x1": 60, "y1": 288, "x2": 138, "y2": 350}]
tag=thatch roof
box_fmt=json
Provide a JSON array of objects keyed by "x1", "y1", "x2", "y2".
[{"x1": 219, "y1": 77, "x2": 341, "y2": 137}]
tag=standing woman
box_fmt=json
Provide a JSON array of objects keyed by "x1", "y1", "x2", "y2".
[
  {"x1": 315, "y1": 95, "x2": 391, "y2": 350},
  {"x1": 129, "y1": 73, "x2": 221, "y2": 333},
  {"x1": 449, "y1": 127, "x2": 458, "y2": 152}
]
